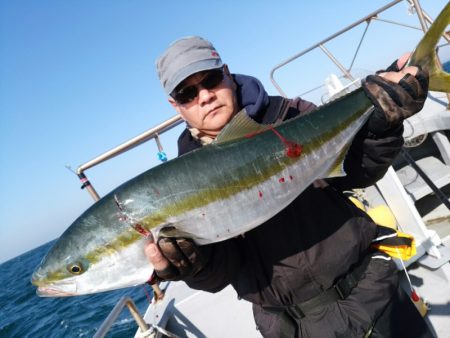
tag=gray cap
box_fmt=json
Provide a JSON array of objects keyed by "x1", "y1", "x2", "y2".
[{"x1": 156, "y1": 36, "x2": 223, "y2": 96}]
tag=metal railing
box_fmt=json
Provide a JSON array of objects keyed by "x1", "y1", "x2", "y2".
[
  {"x1": 76, "y1": 114, "x2": 183, "y2": 201},
  {"x1": 93, "y1": 297, "x2": 150, "y2": 338},
  {"x1": 269, "y1": 0, "x2": 450, "y2": 99},
  {"x1": 76, "y1": 0, "x2": 448, "y2": 203}
]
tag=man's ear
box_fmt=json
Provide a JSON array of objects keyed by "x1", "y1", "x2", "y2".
[
  {"x1": 223, "y1": 64, "x2": 236, "y2": 91},
  {"x1": 168, "y1": 98, "x2": 182, "y2": 114},
  {"x1": 168, "y1": 98, "x2": 188, "y2": 122},
  {"x1": 223, "y1": 64, "x2": 231, "y2": 77}
]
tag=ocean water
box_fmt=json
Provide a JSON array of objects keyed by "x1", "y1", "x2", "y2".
[
  {"x1": 0, "y1": 241, "x2": 152, "y2": 338},
  {"x1": 443, "y1": 60, "x2": 450, "y2": 73}
]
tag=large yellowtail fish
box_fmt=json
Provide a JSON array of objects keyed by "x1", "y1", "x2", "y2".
[{"x1": 32, "y1": 3, "x2": 450, "y2": 296}]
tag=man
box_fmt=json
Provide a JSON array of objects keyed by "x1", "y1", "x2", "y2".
[{"x1": 146, "y1": 36, "x2": 431, "y2": 337}]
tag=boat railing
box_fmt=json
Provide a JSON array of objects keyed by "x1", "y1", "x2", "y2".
[
  {"x1": 270, "y1": 0, "x2": 450, "y2": 100},
  {"x1": 75, "y1": 0, "x2": 449, "y2": 204},
  {"x1": 93, "y1": 297, "x2": 149, "y2": 338},
  {"x1": 75, "y1": 114, "x2": 183, "y2": 202},
  {"x1": 93, "y1": 295, "x2": 182, "y2": 338}
]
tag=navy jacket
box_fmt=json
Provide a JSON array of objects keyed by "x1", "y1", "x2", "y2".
[{"x1": 177, "y1": 74, "x2": 407, "y2": 337}]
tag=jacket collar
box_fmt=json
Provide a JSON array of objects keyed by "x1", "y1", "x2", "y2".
[{"x1": 233, "y1": 74, "x2": 269, "y2": 118}]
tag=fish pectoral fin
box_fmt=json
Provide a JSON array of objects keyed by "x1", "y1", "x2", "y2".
[
  {"x1": 158, "y1": 225, "x2": 183, "y2": 238},
  {"x1": 213, "y1": 109, "x2": 271, "y2": 144},
  {"x1": 327, "y1": 162, "x2": 346, "y2": 178},
  {"x1": 158, "y1": 225, "x2": 195, "y2": 239},
  {"x1": 325, "y1": 144, "x2": 349, "y2": 178},
  {"x1": 156, "y1": 225, "x2": 209, "y2": 244}
]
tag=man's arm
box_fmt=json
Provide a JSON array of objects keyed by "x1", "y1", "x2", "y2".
[{"x1": 330, "y1": 59, "x2": 428, "y2": 191}]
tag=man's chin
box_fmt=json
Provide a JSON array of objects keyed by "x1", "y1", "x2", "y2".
[{"x1": 203, "y1": 117, "x2": 232, "y2": 136}]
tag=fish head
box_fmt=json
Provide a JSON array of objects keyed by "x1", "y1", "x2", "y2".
[
  {"x1": 31, "y1": 201, "x2": 154, "y2": 297},
  {"x1": 31, "y1": 231, "x2": 153, "y2": 296}
]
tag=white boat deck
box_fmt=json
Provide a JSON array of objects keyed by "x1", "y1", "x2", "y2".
[
  {"x1": 137, "y1": 261, "x2": 450, "y2": 338},
  {"x1": 397, "y1": 156, "x2": 450, "y2": 202},
  {"x1": 407, "y1": 234, "x2": 450, "y2": 338},
  {"x1": 139, "y1": 282, "x2": 261, "y2": 338}
]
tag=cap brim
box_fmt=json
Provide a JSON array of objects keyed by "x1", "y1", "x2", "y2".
[{"x1": 165, "y1": 59, "x2": 223, "y2": 96}]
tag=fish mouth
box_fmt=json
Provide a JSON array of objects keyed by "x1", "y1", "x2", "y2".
[
  {"x1": 36, "y1": 286, "x2": 76, "y2": 297},
  {"x1": 32, "y1": 270, "x2": 77, "y2": 297},
  {"x1": 31, "y1": 269, "x2": 47, "y2": 287}
]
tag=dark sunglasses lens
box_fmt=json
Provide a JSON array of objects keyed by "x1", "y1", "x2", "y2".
[
  {"x1": 202, "y1": 70, "x2": 224, "y2": 89},
  {"x1": 173, "y1": 68, "x2": 224, "y2": 104},
  {"x1": 174, "y1": 85, "x2": 198, "y2": 104}
]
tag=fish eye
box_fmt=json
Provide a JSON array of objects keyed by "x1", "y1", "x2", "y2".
[{"x1": 67, "y1": 262, "x2": 85, "y2": 275}]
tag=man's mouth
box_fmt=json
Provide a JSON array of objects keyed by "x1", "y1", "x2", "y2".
[{"x1": 207, "y1": 105, "x2": 222, "y2": 116}]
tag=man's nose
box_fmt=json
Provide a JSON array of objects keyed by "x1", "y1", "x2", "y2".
[{"x1": 197, "y1": 87, "x2": 215, "y2": 105}]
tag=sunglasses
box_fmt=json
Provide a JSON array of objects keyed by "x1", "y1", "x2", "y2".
[{"x1": 171, "y1": 67, "x2": 225, "y2": 104}]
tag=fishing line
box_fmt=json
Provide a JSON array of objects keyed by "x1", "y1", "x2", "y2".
[{"x1": 142, "y1": 284, "x2": 153, "y2": 303}]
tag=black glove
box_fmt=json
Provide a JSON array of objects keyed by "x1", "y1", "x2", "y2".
[
  {"x1": 154, "y1": 237, "x2": 206, "y2": 281},
  {"x1": 361, "y1": 66, "x2": 429, "y2": 134},
  {"x1": 380, "y1": 58, "x2": 402, "y2": 73}
]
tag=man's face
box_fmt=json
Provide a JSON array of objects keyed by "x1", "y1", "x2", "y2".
[{"x1": 169, "y1": 65, "x2": 238, "y2": 138}]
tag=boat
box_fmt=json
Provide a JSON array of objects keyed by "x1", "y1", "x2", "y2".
[{"x1": 70, "y1": 1, "x2": 450, "y2": 337}]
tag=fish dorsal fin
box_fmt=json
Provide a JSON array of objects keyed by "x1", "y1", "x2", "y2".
[{"x1": 214, "y1": 109, "x2": 270, "y2": 144}]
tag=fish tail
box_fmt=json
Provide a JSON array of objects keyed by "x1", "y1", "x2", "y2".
[{"x1": 407, "y1": 2, "x2": 450, "y2": 92}]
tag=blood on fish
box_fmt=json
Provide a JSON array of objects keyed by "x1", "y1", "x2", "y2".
[
  {"x1": 285, "y1": 143, "x2": 303, "y2": 158},
  {"x1": 134, "y1": 224, "x2": 150, "y2": 237},
  {"x1": 245, "y1": 126, "x2": 302, "y2": 158},
  {"x1": 289, "y1": 175, "x2": 294, "y2": 180},
  {"x1": 259, "y1": 191, "x2": 263, "y2": 198},
  {"x1": 279, "y1": 177, "x2": 285, "y2": 183},
  {"x1": 268, "y1": 127, "x2": 303, "y2": 158}
]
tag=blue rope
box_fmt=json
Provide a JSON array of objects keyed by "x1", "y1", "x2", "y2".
[{"x1": 157, "y1": 151, "x2": 167, "y2": 162}]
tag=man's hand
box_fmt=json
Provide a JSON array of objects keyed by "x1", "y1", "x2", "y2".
[
  {"x1": 362, "y1": 54, "x2": 429, "y2": 132},
  {"x1": 145, "y1": 237, "x2": 205, "y2": 281}
]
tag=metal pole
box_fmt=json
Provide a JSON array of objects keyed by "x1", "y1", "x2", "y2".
[
  {"x1": 348, "y1": 20, "x2": 372, "y2": 72},
  {"x1": 154, "y1": 133, "x2": 164, "y2": 153},
  {"x1": 400, "y1": 148, "x2": 450, "y2": 211},
  {"x1": 77, "y1": 114, "x2": 183, "y2": 175},
  {"x1": 270, "y1": 0, "x2": 403, "y2": 96},
  {"x1": 371, "y1": 17, "x2": 422, "y2": 31},
  {"x1": 151, "y1": 283, "x2": 165, "y2": 302},
  {"x1": 76, "y1": 114, "x2": 184, "y2": 202},
  {"x1": 94, "y1": 297, "x2": 149, "y2": 338},
  {"x1": 77, "y1": 172, "x2": 100, "y2": 201},
  {"x1": 318, "y1": 44, "x2": 356, "y2": 82},
  {"x1": 409, "y1": 0, "x2": 428, "y2": 32}
]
